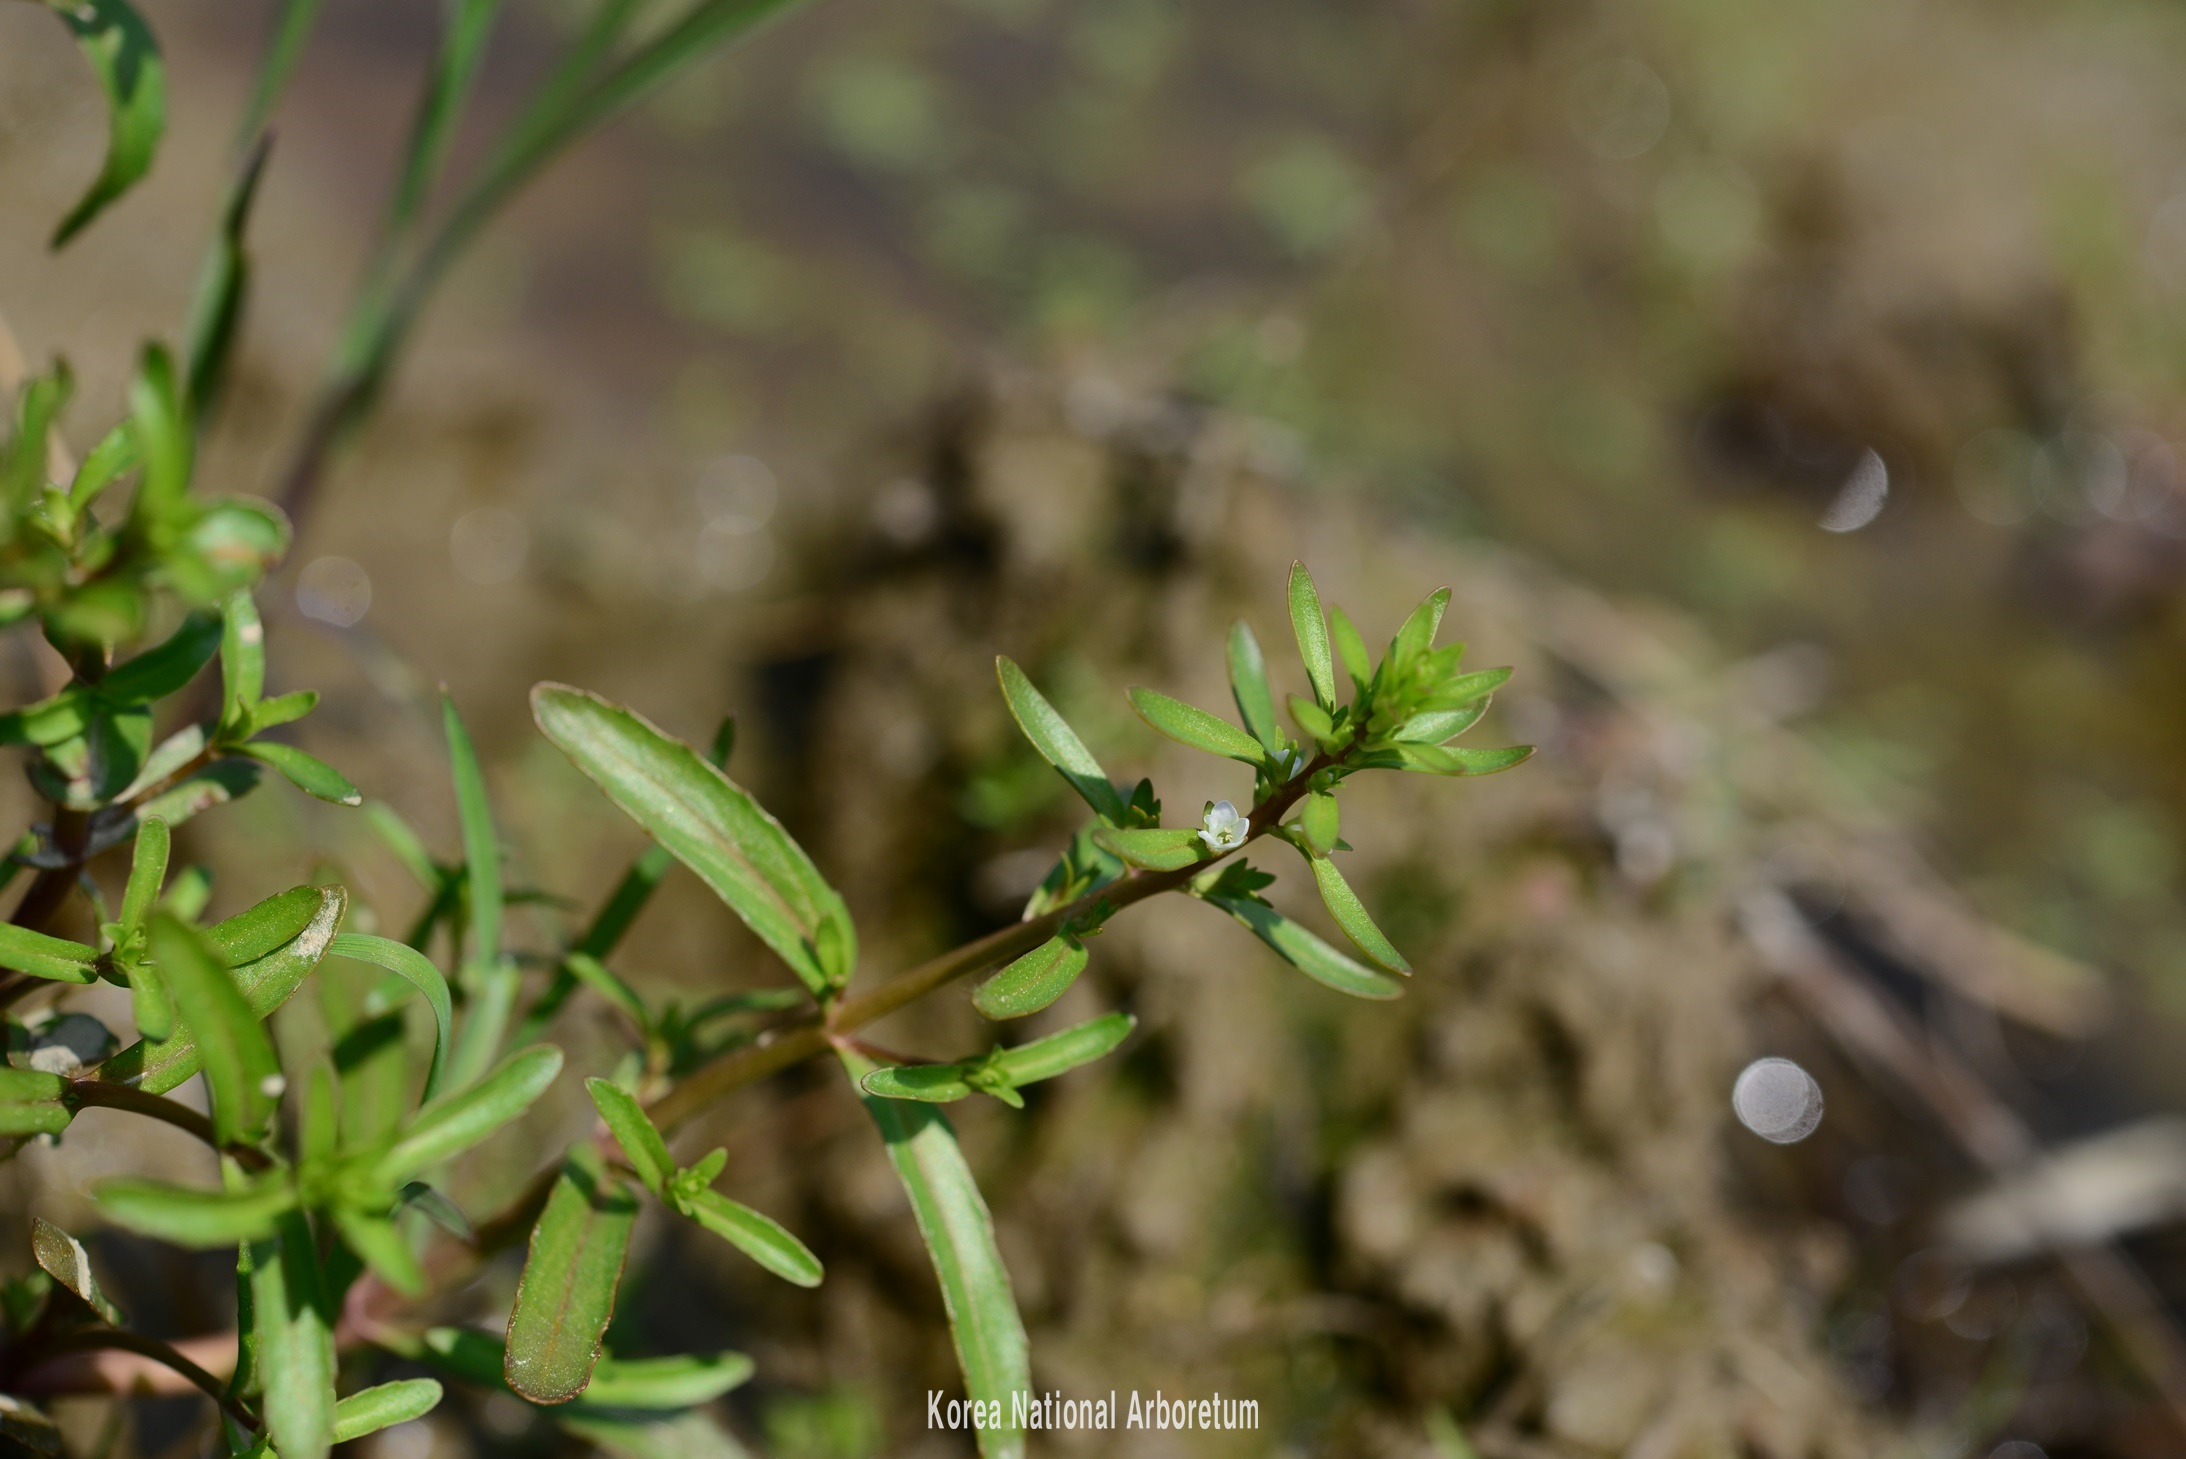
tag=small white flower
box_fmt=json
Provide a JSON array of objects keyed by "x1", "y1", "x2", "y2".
[
  {"x1": 1199, "y1": 800, "x2": 1248, "y2": 852},
  {"x1": 259, "y1": 1073, "x2": 287, "y2": 1099}
]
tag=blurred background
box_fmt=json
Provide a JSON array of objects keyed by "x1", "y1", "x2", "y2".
[{"x1": 8, "y1": 0, "x2": 2186, "y2": 1455}]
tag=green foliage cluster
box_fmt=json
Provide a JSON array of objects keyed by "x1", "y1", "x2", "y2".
[{"x1": 0, "y1": 4, "x2": 1529, "y2": 1457}]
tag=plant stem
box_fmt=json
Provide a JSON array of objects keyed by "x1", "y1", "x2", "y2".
[
  {"x1": 24, "y1": 1328, "x2": 256, "y2": 1427},
  {"x1": 646, "y1": 761, "x2": 1322, "y2": 1131},
  {"x1": 11, "y1": 807, "x2": 89, "y2": 931},
  {"x1": 67, "y1": 1080, "x2": 275, "y2": 1172}
]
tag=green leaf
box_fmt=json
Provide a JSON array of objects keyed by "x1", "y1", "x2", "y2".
[
  {"x1": 234, "y1": 0, "x2": 327, "y2": 150},
  {"x1": 1299, "y1": 791, "x2": 1338, "y2": 856},
  {"x1": 1393, "y1": 743, "x2": 1534, "y2": 777},
  {"x1": 856, "y1": 1064, "x2": 974, "y2": 1103},
  {"x1": 181, "y1": 136, "x2": 270, "y2": 419},
  {"x1": 1389, "y1": 587, "x2": 1450, "y2": 666},
  {"x1": 582, "y1": 1352, "x2": 754, "y2": 1410},
  {"x1": 1090, "y1": 826, "x2": 1204, "y2": 872},
  {"x1": 993, "y1": 658, "x2": 1127, "y2": 824},
  {"x1": 0, "y1": 1394, "x2": 63, "y2": 1459},
  {"x1": 4, "y1": 361, "x2": 69, "y2": 507},
  {"x1": 988, "y1": 1011, "x2": 1135, "y2": 1086},
  {"x1": 0, "y1": 925, "x2": 98, "y2": 985},
  {"x1": 1225, "y1": 621, "x2": 1285, "y2": 755},
  {"x1": 30, "y1": 1217, "x2": 124, "y2": 1324},
  {"x1": 126, "y1": 344, "x2": 189, "y2": 523},
  {"x1": 443, "y1": 692, "x2": 502, "y2": 969},
  {"x1": 151, "y1": 912, "x2": 283, "y2": 1143},
  {"x1": 505, "y1": 1144, "x2": 638, "y2": 1404},
  {"x1": 118, "y1": 816, "x2": 168, "y2": 933},
  {"x1": 364, "y1": 802, "x2": 439, "y2": 892},
  {"x1": 172, "y1": 498, "x2": 290, "y2": 603},
  {"x1": 220, "y1": 590, "x2": 264, "y2": 735},
  {"x1": 1125, "y1": 687, "x2": 1266, "y2": 767},
  {"x1": 1391, "y1": 700, "x2": 1489, "y2": 746},
  {"x1": 563, "y1": 952, "x2": 648, "y2": 1031},
  {"x1": 1202, "y1": 892, "x2": 1403, "y2": 1001},
  {"x1": 1287, "y1": 561, "x2": 1336, "y2": 711},
  {"x1": 329, "y1": 933, "x2": 453, "y2": 1102},
  {"x1": 0, "y1": 690, "x2": 92, "y2": 748},
  {"x1": 532, "y1": 685, "x2": 855, "y2": 998},
  {"x1": 46, "y1": 0, "x2": 167, "y2": 249},
  {"x1": 254, "y1": 1210, "x2": 336, "y2": 1459},
  {"x1": 332, "y1": 1208, "x2": 426, "y2": 1297},
  {"x1": 384, "y1": 0, "x2": 505, "y2": 247},
  {"x1": 96, "y1": 885, "x2": 346, "y2": 1095},
  {"x1": 1021, "y1": 823, "x2": 1125, "y2": 919},
  {"x1": 332, "y1": 1379, "x2": 443, "y2": 1443},
  {"x1": 1307, "y1": 856, "x2": 1409, "y2": 974},
  {"x1": 371, "y1": 1043, "x2": 562, "y2": 1186},
  {"x1": 842, "y1": 1049, "x2": 1028, "y2": 1459},
  {"x1": 94, "y1": 1173, "x2": 297, "y2": 1247},
  {"x1": 971, "y1": 936, "x2": 1088, "y2": 1021},
  {"x1": 248, "y1": 691, "x2": 319, "y2": 734},
  {"x1": 1328, "y1": 604, "x2": 1373, "y2": 695},
  {"x1": 0, "y1": 1068, "x2": 71, "y2": 1137},
  {"x1": 133, "y1": 758, "x2": 262, "y2": 830},
  {"x1": 236, "y1": 741, "x2": 361, "y2": 806},
  {"x1": 675, "y1": 1187, "x2": 823, "y2": 1289},
  {"x1": 69, "y1": 422, "x2": 138, "y2": 511},
  {"x1": 585, "y1": 1077, "x2": 673, "y2": 1195},
  {"x1": 99, "y1": 613, "x2": 222, "y2": 706}
]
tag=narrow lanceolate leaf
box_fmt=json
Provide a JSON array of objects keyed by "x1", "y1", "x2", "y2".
[
  {"x1": 1225, "y1": 622, "x2": 1285, "y2": 755},
  {"x1": 31, "y1": 1217, "x2": 124, "y2": 1324},
  {"x1": 0, "y1": 1396, "x2": 63, "y2": 1459},
  {"x1": 332, "y1": 1380, "x2": 443, "y2": 1443},
  {"x1": 443, "y1": 693, "x2": 502, "y2": 968},
  {"x1": 236, "y1": 741, "x2": 362, "y2": 806},
  {"x1": 0, "y1": 926, "x2": 98, "y2": 985},
  {"x1": 1394, "y1": 743, "x2": 1534, "y2": 777},
  {"x1": 181, "y1": 135, "x2": 269, "y2": 419},
  {"x1": 220, "y1": 590, "x2": 265, "y2": 735},
  {"x1": 332, "y1": 1209, "x2": 425, "y2": 1297},
  {"x1": 676, "y1": 1188, "x2": 822, "y2": 1289},
  {"x1": 1389, "y1": 587, "x2": 1451, "y2": 665},
  {"x1": 563, "y1": 952, "x2": 648, "y2": 1030},
  {"x1": 46, "y1": 0, "x2": 167, "y2": 249},
  {"x1": 1288, "y1": 562, "x2": 1336, "y2": 711},
  {"x1": 994, "y1": 658, "x2": 1127, "y2": 824},
  {"x1": 1392, "y1": 699, "x2": 1489, "y2": 746},
  {"x1": 100, "y1": 613, "x2": 222, "y2": 706},
  {"x1": 1307, "y1": 857, "x2": 1410, "y2": 975},
  {"x1": 0, "y1": 1069, "x2": 71, "y2": 1137},
  {"x1": 94, "y1": 1175, "x2": 297, "y2": 1247},
  {"x1": 1202, "y1": 893, "x2": 1404, "y2": 1001},
  {"x1": 1328, "y1": 605, "x2": 1373, "y2": 694},
  {"x1": 842, "y1": 1050, "x2": 1029, "y2": 1459},
  {"x1": 69, "y1": 422, "x2": 137, "y2": 510},
  {"x1": 329, "y1": 933, "x2": 453, "y2": 1101},
  {"x1": 583, "y1": 1352, "x2": 754, "y2": 1410},
  {"x1": 505, "y1": 1145, "x2": 638, "y2": 1404},
  {"x1": 150, "y1": 912, "x2": 281, "y2": 1144},
  {"x1": 972, "y1": 936, "x2": 1088, "y2": 1021},
  {"x1": 372, "y1": 1044, "x2": 563, "y2": 1185},
  {"x1": 532, "y1": 685, "x2": 856, "y2": 997},
  {"x1": 97, "y1": 885, "x2": 347, "y2": 1094},
  {"x1": 989, "y1": 1012, "x2": 1136, "y2": 1086},
  {"x1": 857, "y1": 1063, "x2": 974, "y2": 1103},
  {"x1": 253, "y1": 1211, "x2": 336, "y2": 1459},
  {"x1": 1091, "y1": 827, "x2": 1205, "y2": 872},
  {"x1": 585, "y1": 1077, "x2": 673, "y2": 1194},
  {"x1": 119, "y1": 817, "x2": 168, "y2": 932},
  {"x1": 1126, "y1": 688, "x2": 1266, "y2": 767}
]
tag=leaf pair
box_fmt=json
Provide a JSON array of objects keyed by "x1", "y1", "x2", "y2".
[
  {"x1": 587, "y1": 1079, "x2": 823, "y2": 1286},
  {"x1": 219, "y1": 592, "x2": 356, "y2": 805},
  {"x1": 1196, "y1": 874, "x2": 1405, "y2": 1001},
  {"x1": 859, "y1": 1012, "x2": 1136, "y2": 1108}
]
